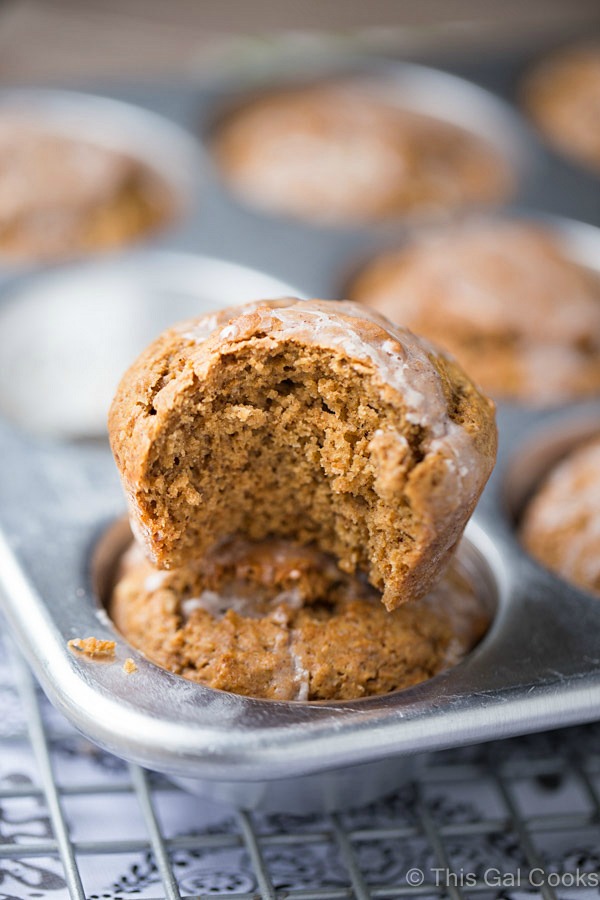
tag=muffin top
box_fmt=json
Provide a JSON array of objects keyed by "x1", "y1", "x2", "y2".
[
  {"x1": 111, "y1": 536, "x2": 489, "y2": 701},
  {"x1": 520, "y1": 436, "x2": 600, "y2": 597},
  {"x1": 350, "y1": 220, "x2": 600, "y2": 405},
  {"x1": 522, "y1": 42, "x2": 600, "y2": 171},
  {"x1": 109, "y1": 298, "x2": 496, "y2": 611},
  {"x1": 0, "y1": 118, "x2": 170, "y2": 261},
  {"x1": 213, "y1": 83, "x2": 512, "y2": 224}
]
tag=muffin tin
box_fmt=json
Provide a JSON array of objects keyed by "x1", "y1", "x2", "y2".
[{"x1": 1, "y1": 55, "x2": 600, "y2": 812}]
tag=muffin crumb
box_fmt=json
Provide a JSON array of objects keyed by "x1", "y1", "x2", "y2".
[
  {"x1": 111, "y1": 537, "x2": 490, "y2": 701},
  {"x1": 109, "y1": 298, "x2": 496, "y2": 611},
  {"x1": 68, "y1": 637, "x2": 116, "y2": 658},
  {"x1": 123, "y1": 657, "x2": 137, "y2": 674}
]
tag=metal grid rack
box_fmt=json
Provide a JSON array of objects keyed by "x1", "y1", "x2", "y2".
[{"x1": 2, "y1": 623, "x2": 600, "y2": 900}]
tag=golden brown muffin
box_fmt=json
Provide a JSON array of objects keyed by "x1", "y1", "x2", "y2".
[
  {"x1": 0, "y1": 119, "x2": 172, "y2": 262},
  {"x1": 520, "y1": 436, "x2": 600, "y2": 596},
  {"x1": 212, "y1": 83, "x2": 513, "y2": 225},
  {"x1": 109, "y1": 298, "x2": 496, "y2": 611},
  {"x1": 522, "y1": 43, "x2": 600, "y2": 172},
  {"x1": 111, "y1": 537, "x2": 490, "y2": 701},
  {"x1": 350, "y1": 220, "x2": 600, "y2": 405}
]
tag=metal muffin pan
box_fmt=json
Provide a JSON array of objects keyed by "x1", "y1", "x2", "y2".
[{"x1": 1, "y1": 56, "x2": 600, "y2": 812}]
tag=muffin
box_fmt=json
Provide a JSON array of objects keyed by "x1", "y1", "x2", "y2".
[
  {"x1": 520, "y1": 436, "x2": 600, "y2": 597},
  {"x1": 522, "y1": 43, "x2": 600, "y2": 172},
  {"x1": 0, "y1": 118, "x2": 172, "y2": 262},
  {"x1": 109, "y1": 298, "x2": 496, "y2": 611},
  {"x1": 349, "y1": 220, "x2": 600, "y2": 405},
  {"x1": 111, "y1": 536, "x2": 489, "y2": 701},
  {"x1": 212, "y1": 83, "x2": 513, "y2": 225}
]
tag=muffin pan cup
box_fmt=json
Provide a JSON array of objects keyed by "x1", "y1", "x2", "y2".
[{"x1": 1, "y1": 58, "x2": 600, "y2": 812}]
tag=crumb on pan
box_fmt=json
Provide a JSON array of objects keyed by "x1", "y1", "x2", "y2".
[
  {"x1": 123, "y1": 657, "x2": 137, "y2": 674},
  {"x1": 68, "y1": 637, "x2": 116, "y2": 658}
]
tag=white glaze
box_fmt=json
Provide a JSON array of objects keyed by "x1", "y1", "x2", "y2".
[
  {"x1": 144, "y1": 570, "x2": 169, "y2": 592},
  {"x1": 176, "y1": 297, "x2": 488, "y2": 515}
]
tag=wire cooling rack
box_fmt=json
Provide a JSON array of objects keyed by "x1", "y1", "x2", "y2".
[{"x1": 2, "y1": 619, "x2": 600, "y2": 900}]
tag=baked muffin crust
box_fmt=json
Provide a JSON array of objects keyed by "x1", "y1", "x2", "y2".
[
  {"x1": 111, "y1": 537, "x2": 489, "y2": 701},
  {"x1": 521, "y1": 436, "x2": 600, "y2": 596},
  {"x1": 0, "y1": 119, "x2": 172, "y2": 262},
  {"x1": 522, "y1": 43, "x2": 600, "y2": 172},
  {"x1": 109, "y1": 298, "x2": 496, "y2": 610},
  {"x1": 213, "y1": 83, "x2": 513, "y2": 225},
  {"x1": 350, "y1": 221, "x2": 600, "y2": 405}
]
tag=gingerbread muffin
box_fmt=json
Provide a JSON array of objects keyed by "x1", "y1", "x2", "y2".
[
  {"x1": 520, "y1": 436, "x2": 600, "y2": 597},
  {"x1": 0, "y1": 119, "x2": 172, "y2": 262},
  {"x1": 522, "y1": 43, "x2": 600, "y2": 173},
  {"x1": 111, "y1": 536, "x2": 489, "y2": 701},
  {"x1": 350, "y1": 220, "x2": 600, "y2": 405},
  {"x1": 109, "y1": 298, "x2": 496, "y2": 611},
  {"x1": 212, "y1": 83, "x2": 513, "y2": 225}
]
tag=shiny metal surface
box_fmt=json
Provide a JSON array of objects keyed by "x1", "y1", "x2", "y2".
[
  {"x1": 0, "y1": 63, "x2": 600, "y2": 811},
  {"x1": 169, "y1": 757, "x2": 419, "y2": 814}
]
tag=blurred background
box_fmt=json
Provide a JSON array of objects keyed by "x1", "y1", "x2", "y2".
[{"x1": 1, "y1": 0, "x2": 600, "y2": 82}]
